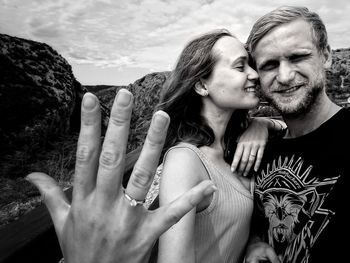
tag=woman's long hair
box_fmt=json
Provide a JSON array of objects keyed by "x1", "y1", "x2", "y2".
[{"x1": 156, "y1": 29, "x2": 249, "y2": 163}]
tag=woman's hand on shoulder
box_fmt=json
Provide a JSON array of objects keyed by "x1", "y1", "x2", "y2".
[{"x1": 231, "y1": 118, "x2": 268, "y2": 177}]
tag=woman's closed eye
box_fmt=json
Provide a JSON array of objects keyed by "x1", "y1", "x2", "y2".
[{"x1": 234, "y1": 62, "x2": 245, "y2": 71}]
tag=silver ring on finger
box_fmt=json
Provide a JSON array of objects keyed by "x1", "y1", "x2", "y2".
[{"x1": 123, "y1": 189, "x2": 145, "y2": 207}]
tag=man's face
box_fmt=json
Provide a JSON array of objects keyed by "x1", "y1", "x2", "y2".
[{"x1": 252, "y1": 19, "x2": 329, "y2": 117}]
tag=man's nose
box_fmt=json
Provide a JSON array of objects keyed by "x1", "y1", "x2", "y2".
[{"x1": 276, "y1": 61, "x2": 295, "y2": 84}]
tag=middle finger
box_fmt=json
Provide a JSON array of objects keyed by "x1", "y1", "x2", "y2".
[{"x1": 96, "y1": 89, "x2": 133, "y2": 204}]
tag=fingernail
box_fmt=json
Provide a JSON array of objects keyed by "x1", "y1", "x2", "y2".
[
  {"x1": 25, "y1": 175, "x2": 32, "y2": 183},
  {"x1": 204, "y1": 184, "x2": 217, "y2": 195},
  {"x1": 231, "y1": 166, "x2": 235, "y2": 172},
  {"x1": 117, "y1": 90, "x2": 132, "y2": 106},
  {"x1": 83, "y1": 93, "x2": 96, "y2": 110},
  {"x1": 25, "y1": 173, "x2": 40, "y2": 185},
  {"x1": 153, "y1": 111, "x2": 169, "y2": 131}
]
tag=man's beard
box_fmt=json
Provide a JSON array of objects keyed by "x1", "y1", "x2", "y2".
[{"x1": 262, "y1": 79, "x2": 324, "y2": 118}]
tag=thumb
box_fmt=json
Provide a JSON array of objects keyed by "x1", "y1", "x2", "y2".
[
  {"x1": 26, "y1": 172, "x2": 70, "y2": 235},
  {"x1": 154, "y1": 180, "x2": 217, "y2": 236}
]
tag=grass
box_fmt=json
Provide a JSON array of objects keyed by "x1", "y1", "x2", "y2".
[{"x1": 0, "y1": 133, "x2": 78, "y2": 228}]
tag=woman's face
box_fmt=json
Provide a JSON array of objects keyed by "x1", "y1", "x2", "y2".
[{"x1": 203, "y1": 36, "x2": 259, "y2": 110}]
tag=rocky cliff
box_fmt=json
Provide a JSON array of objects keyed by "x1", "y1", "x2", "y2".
[
  {"x1": 85, "y1": 71, "x2": 170, "y2": 152},
  {"x1": 0, "y1": 34, "x2": 85, "y2": 222},
  {"x1": 0, "y1": 34, "x2": 85, "y2": 165}
]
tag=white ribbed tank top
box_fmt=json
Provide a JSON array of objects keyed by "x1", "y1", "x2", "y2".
[{"x1": 163, "y1": 143, "x2": 254, "y2": 263}]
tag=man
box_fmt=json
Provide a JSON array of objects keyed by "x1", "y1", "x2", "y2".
[{"x1": 244, "y1": 6, "x2": 350, "y2": 263}]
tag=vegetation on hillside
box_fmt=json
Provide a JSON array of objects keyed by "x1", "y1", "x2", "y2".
[{"x1": 0, "y1": 134, "x2": 77, "y2": 227}]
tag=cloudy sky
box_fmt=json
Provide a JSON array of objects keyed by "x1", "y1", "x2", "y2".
[{"x1": 1, "y1": 0, "x2": 349, "y2": 85}]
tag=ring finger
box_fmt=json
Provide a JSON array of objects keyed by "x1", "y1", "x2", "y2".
[
  {"x1": 125, "y1": 111, "x2": 170, "y2": 202},
  {"x1": 243, "y1": 145, "x2": 259, "y2": 177},
  {"x1": 238, "y1": 145, "x2": 251, "y2": 175}
]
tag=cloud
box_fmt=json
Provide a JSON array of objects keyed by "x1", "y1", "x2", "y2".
[{"x1": 1, "y1": 0, "x2": 349, "y2": 84}]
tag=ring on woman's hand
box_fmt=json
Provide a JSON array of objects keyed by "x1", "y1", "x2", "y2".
[
  {"x1": 123, "y1": 189, "x2": 145, "y2": 207},
  {"x1": 250, "y1": 153, "x2": 256, "y2": 157}
]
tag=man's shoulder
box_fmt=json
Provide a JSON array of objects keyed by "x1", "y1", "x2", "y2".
[
  {"x1": 331, "y1": 107, "x2": 350, "y2": 126},
  {"x1": 341, "y1": 107, "x2": 350, "y2": 115}
]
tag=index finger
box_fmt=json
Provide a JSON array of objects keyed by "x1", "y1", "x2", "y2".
[
  {"x1": 152, "y1": 180, "x2": 216, "y2": 237},
  {"x1": 73, "y1": 93, "x2": 101, "y2": 201}
]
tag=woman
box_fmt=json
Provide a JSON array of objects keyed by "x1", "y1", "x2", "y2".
[{"x1": 156, "y1": 29, "x2": 284, "y2": 263}]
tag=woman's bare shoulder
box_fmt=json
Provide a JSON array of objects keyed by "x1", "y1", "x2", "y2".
[{"x1": 161, "y1": 145, "x2": 208, "y2": 189}]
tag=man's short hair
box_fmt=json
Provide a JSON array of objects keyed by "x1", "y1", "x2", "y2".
[{"x1": 246, "y1": 6, "x2": 329, "y2": 54}]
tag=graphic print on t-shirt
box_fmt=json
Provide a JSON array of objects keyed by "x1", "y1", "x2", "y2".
[{"x1": 255, "y1": 155, "x2": 339, "y2": 263}]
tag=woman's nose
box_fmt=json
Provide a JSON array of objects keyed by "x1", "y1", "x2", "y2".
[{"x1": 247, "y1": 65, "x2": 259, "y2": 81}]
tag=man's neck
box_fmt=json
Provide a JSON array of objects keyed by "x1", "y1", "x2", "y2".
[{"x1": 283, "y1": 95, "x2": 341, "y2": 138}]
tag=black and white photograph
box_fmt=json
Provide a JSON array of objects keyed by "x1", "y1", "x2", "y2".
[{"x1": 0, "y1": 0, "x2": 349, "y2": 262}]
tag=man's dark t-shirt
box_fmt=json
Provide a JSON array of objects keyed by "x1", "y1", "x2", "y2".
[{"x1": 252, "y1": 108, "x2": 350, "y2": 262}]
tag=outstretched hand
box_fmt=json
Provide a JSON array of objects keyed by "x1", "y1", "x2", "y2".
[{"x1": 26, "y1": 89, "x2": 216, "y2": 263}]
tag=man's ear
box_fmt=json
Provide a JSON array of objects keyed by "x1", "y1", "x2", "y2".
[
  {"x1": 323, "y1": 45, "x2": 332, "y2": 69},
  {"x1": 194, "y1": 80, "x2": 209, "y2": 96}
]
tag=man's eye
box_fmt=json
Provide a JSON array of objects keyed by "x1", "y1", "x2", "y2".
[
  {"x1": 259, "y1": 61, "x2": 278, "y2": 71},
  {"x1": 290, "y1": 54, "x2": 310, "y2": 62}
]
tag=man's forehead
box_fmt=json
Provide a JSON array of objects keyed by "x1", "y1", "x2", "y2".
[{"x1": 251, "y1": 20, "x2": 314, "y2": 62}]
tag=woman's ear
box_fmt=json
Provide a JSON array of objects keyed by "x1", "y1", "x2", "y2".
[{"x1": 194, "y1": 80, "x2": 209, "y2": 96}]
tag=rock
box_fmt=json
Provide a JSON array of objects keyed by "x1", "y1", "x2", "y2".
[
  {"x1": 127, "y1": 72, "x2": 171, "y2": 149},
  {"x1": 0, "y1": 34, "x2": 85, "y2": 177},
  {"x1": 85, "y1": 71, "x2": 171, "y2": 152}
]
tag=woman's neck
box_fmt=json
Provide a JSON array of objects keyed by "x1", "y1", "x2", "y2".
[{"x1": 201, "y1": 103, "x2": 233, "y2": 151}]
